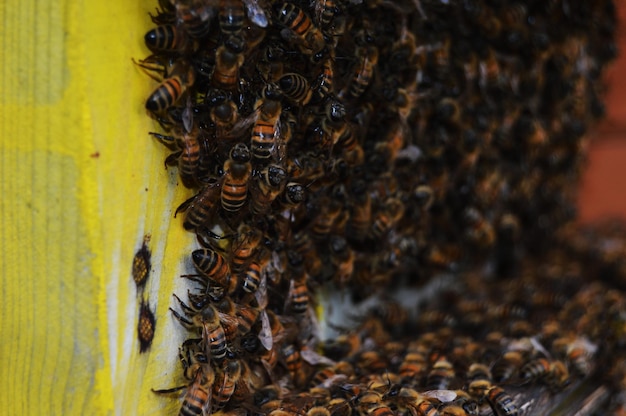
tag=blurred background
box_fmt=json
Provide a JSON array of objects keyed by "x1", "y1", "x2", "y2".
[{"x1": 578, "y1": 2, "x2": 626, "y2": 223}]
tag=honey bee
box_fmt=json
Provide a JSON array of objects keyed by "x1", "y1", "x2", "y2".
[
  {"x1": 440, "y1": 405, "x2": 467, "y2": 416},
  {"x1": 485, "y1": 386, "x2": 518, "y2": 416},
  {"x1": 221, "y1": 143, "x2": 252, "y2": 212},
  {"x1": 150, "y1": 126, "x2": 202, "y2": 188},
  {"x1": 132, "y1": 235, "x2": 151, "y2": 290},
  {"x1": 230, "y1": 224, "x2": 262, "y2": 275},
  {"x1": 212, "y1": 359, "x2": 242, "y2": 411},
  {"x1": 310, "y1": 197, "x2": 343, "y2": 241},
  {"x1": 307, "y1": 407, "x2": 331, "y2": 416},
  {"x1": 235, "y1": 302, "x2": 263, "y2": 336},
  {"x1": 175, "y1": 179, "x2": 222, "y2": 232},
  {"x1": 144, "y1": 24, "x2": 192, "y2": 53},
  {"x1": 282, "y1": 343, "x2": 304, "y2": 384},
  {"x1": 341, "y1": 44, "x2": 379, "y2": 100},
  {"x1": 218, "y1": 0, "x2": 246, "y2": 40},
  {"x1": 348, "y1": 181, "x2": 372, "y2": 242},
  {"x1": 463, "y1": 207, "x2": 495, "y2": 249},
  {"x1": 137, "y1": 298, "x2": 156, "y2": 353},
  {"x1": 552, "y1": 336, "x2": 596, "y2": 377},
  {"x1": 249, "y1": 164, "x2": 287, "y2": 215},
  {"x1": 311, "y1": 56, "x2": 335, "y2": 103},
  {"x1": 250, "y1": 85, "x2": 283, "y2": 163},
  {"x1": 278, "y1": 73, "x2": 312, "y2": 105},
  {"x1": 426, "y1": 357, "x2": 455, "y2": 391},
  {"x1": 143, "y1": 59, "x2": 196, "y2": 114},
  {"x1": 275, "y1": 2, "x2": 325, "y2": 55},
  {"x1": 174, "y1": 1, "x2": 214, "y2": 39},
  {"x1": 170, "y1": 296, "x2": 230, "y2": 361},
  {"x1": 154, "y1": 350, "x2": 215, "y2": 416},
  {"x1": 210, "y1": 97, "x2": 240, "y2": 139},
  {"x1": 369, "y1": 198, "x2": 405, "y2": 240},
  {"x1": 519, "y1": 357, "x2": 550, "y2": 384},
  {"x1": 283, "y1": 251, "x2": 308, "y2": 315},
  {"x1": 212, "y1": 43, "x2": 245, "y2": 91},
  {"x1": 329, "y1": 235, "x2": 355, "y2": 286},
  {"x1": 189, "y1": 247, "x2": 237, "y2": 295}
]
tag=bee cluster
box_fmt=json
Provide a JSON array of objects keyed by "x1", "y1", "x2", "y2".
[{"x1": 135, "y1": 0, "x2": 625, "y2": 414}]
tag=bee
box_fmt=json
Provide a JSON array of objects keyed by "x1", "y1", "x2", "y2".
[
  {"x1": 293, "y1": 230, "x2": 322, "y2": 278},
  {"x1": 485, "y1": 386, "x2": 518, "y2": 416},
  {"x1": 285, "y1": 251, "x2": 309, "y2": 316},
  {"x1": 519, "y1": 357, "x2": 550, "y2": 384},
  {"x1": 212, "y1": 43, "x2": 245, "y2": 91},
  {"x1": 426, "y1": 357, "x2": 455, "y2": 391},
  {"x1": 144, "y1": 59, "x2": 196, "y2": 114},
  {"x1": 235, "y1": 302, "x2": 263, "y2": 336},
  {"x1": 212, "y1": 360, "x2": 242, "y2": 411},
  {"x1": 150, "y1": 127, "x2": 202, "y2": 188},
  {"x1": 221, "y1": 143, "x2": 252, "y2": 212},
  {"x1": 250, "y1": 85, "x2": 283, "y2": 163},
  {"x1": 348, "y1": 181, "x2": 371, "y2": 241},
  {"x1": 218, "y1": 0, "x2": 246, "y2": 40},
  {"x1": 189, "y1": 247, "x2": 237, "y2": 295},
  {"x1": 240, "y1": 257, "x2": 263, "y2": 295},
  {"x1": 153, "y1": 349, "x2": 215, "y2": 416},
  {"x1": 210, "y1": 97, "x2": 240, "y2": 139},
  {"x1": 553, "y1": 336, "x2": 596, "y2": 377},
  {"x1": 278, "y1": 73, "x2": 312, "y2": 105},
  {"x1": 132, "y1": 235, "x2": 151, "y2": 290},
  {"x1": 399, "y1": 351, "x2": 428, "y2": 383},
  {"x1": 230, "y1": 224, "x2": 262, "y2": 275},
  {"x1": 137, "y1": 298, "x2": 156, "y2": 353},
  {"x1": 250, "y1": 164, "x2": 287, "y2": 215},
  {"x1": 275, "y1": 2, "x2": 325, "y2": 55},
  {"x1": 144, "y1": 24, "x2": 191, "y2": 53},
  {"x1": 440, "y1": 406, "x2": 467, "y2": 416},
  {"x1": 370, "y1": 198, "x2": 405, "y2": 240},
  {"x1": 170, "y1": 297, "x2": 229, "y2": 361},
  {"x1": 329, "y1": 235, "x2": 355, "y2": 286},
  {"x1": 342, "y1": 45, "x2": 379, "y2": 100},
  {"x1": 175, "y1": 178, "x2": 221, "y2": 231},
  {"x1": 310, "y1": 197, "x2": 343, "y2": 241},
  {"x1": 307, "y1": 407, "x2": 331, "y2": 416},
  {"x1": 384, "y1": 386, "x2": 442, "y2": 416},
  {"x1": 311, "y1": 56, "x2": 335, "y2": 102},
  {"x1": 463, "y1": 207, "x2": 495, "y2": 249},
  {"x1": 174, "y1": 1, "x2": 214, "y2": 38},
  {"x1": 545, "y1": 360, "x2": 570, "y2": 391},
  {"x1": 282, "y1": 343, "x2": 303, "y2": 384}
]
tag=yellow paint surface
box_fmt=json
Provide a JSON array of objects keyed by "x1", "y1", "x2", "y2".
[{"x1": 0, "y1": 0, "x2": 196, "y2": 414}]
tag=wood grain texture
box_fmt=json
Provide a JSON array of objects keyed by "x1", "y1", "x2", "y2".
[{"x1": 0, "y1": 1, "x2": 196, "y2": 414}]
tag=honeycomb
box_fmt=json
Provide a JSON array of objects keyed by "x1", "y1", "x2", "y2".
[{"x1": 136, "y1": 0, "x2": 626, "y2": 414}]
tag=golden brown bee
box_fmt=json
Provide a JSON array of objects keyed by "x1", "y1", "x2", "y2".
[
  {"x1": 221, "y1": 143, "x2": 252, "y2": 212},
  {"x1": 150, "y1": 126, "x2": 202, "y2": 188},
  {"x1": 492, "y1": 350, "x2": 523, "y2": 384},
  {"x1": 176, "y1": 178, "x2": 221, "y2": 231},
  {"x1": 553, "y1": 336, "x2": 595, "y2": 377},
  {"x1": 137, "y1": 298, "x2": 156, "y2": 353},
  {"x1": 426, "y1": 357, "x2": 455, "y2": 390},
  {"x1": 467, "y1": 379, "x2": 491, "y2": 400},
  {"x1": 250, "y1": 164, "x2": 287, "y2": 215},
  {"x1": 132, "y1": 235, "x2": 151, "y2": 289},
  {"x1": 250, "y1": 86, "x2": 283, "y2": 163},
  {"x1": 218, "y1": 0, "x2": 246, "y2": 40},
  {"x1": 211, "y1": 98, "x2": 240, "y2": 139},
  {"x1": 307, "y1": 406, "x2": 331, "y2": 416},
  {"x1": 342, "y1": 45, "x2": 379, "y2": 100},
  {"x1": 144, "y1": 59, "x2": 196, "y2": 113},
  {"x1": 440, "y1": 405, "x2": 467, "y2": 416},
  {"x1": 278, "y1": 73, "x2": 312, "y2": 105},
  {"x1": 519, "y1": 357, "x2": 550, "y2": 384},
  {"x1": 485, "y1": 386, "x2": 518, "y2": 416},
  {"x1": 286, "y1": 265, "x2": 309, "y2": 316},
  {"x1": 175, "y1": 1, "x2": 214, "y2": 38},
  {"x1": 212, "y1": 43, "x2": 245, "y2": 91},
  {"x1": 235, "y1": 303, "x2": 262, "y2": 335},
  {"x1": 240, "y1": 258, "x2": 263, "y2": 295},
  {"x1": 282, "y1": 343, "x2": 303, "y2": 383},
  {"x1": 212, "y1": 359, "x2": 242, "y2": 411},
  {"x1": 310, "y1": 197, "x2": 343, "y2": 241},
  {"x1": 275, "y1": 2, "x2": 325, "y2": 55},
  {"x1": 312, "y1": 56, "x2": 335, "y2": 102},
  {"x1": 230, "y1": 224, "x2": 262, "y2": 275},
  {"x1": 144, "y1": 24, "x2": 191, "y2": 53},
  {"x1": 329, "y1": 235, "x2": 355, "y2": 286},
  {"x1": 171, "y1": 297, "x2": 230, "y2": 361},
  {"x1": 370, "y1": 198, "x2": 405, "y2": 240},
  {"x1": 190, "y1": 247, "x2": 237, "y2": 295}
]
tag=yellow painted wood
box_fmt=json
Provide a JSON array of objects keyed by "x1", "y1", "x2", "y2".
[{"x1": 0, "y1": 0, "x2": 196, "y2": 414}]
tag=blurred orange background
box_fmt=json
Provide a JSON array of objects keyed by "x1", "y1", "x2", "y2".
[{"x1": 578, "y1": 3, "x2": 626, "y2": 223}]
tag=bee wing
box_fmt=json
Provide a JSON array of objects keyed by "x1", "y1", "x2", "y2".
[
  {"x1": 300, "y1": 346, "x2": 336, "y2": 366},
  {"x1": 218, "y1": 310, "x2": 241, "y2": 329},
  {"x1": 421, "y1": 390, "x2": 457, "y2": 403},
  {"x1": 255, "y1": 272, "x2": 268, "y2": 308},
  {"x1": 243, "y1": 0, "x2": 269, "y2": 27},
  {"x1": 258, "y1": 310, "x2": 273, "y2": 351},
  {"x1": 227, "y1": 108, "x2": 259, "y2": 139}
]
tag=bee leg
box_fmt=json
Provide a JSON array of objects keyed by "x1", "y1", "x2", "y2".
[
  {"x1": 173, "y1": 293, "x2": 196, "y2": 316},
  {"x1": 169, "y1": 307, "x2": 195, "y2": 330},
  {"x1": 151, "y1": 385, "x2": 187, "y2": 394},
  {"x1": 164, "y1": 150, "x2": 182, "y2": 168},
  {"x1": 149, "y1": 132, "x2": 179, "y2": 150},
  {"x1": 181, "y1": 273, "x2": 208, "y2": 288}
]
